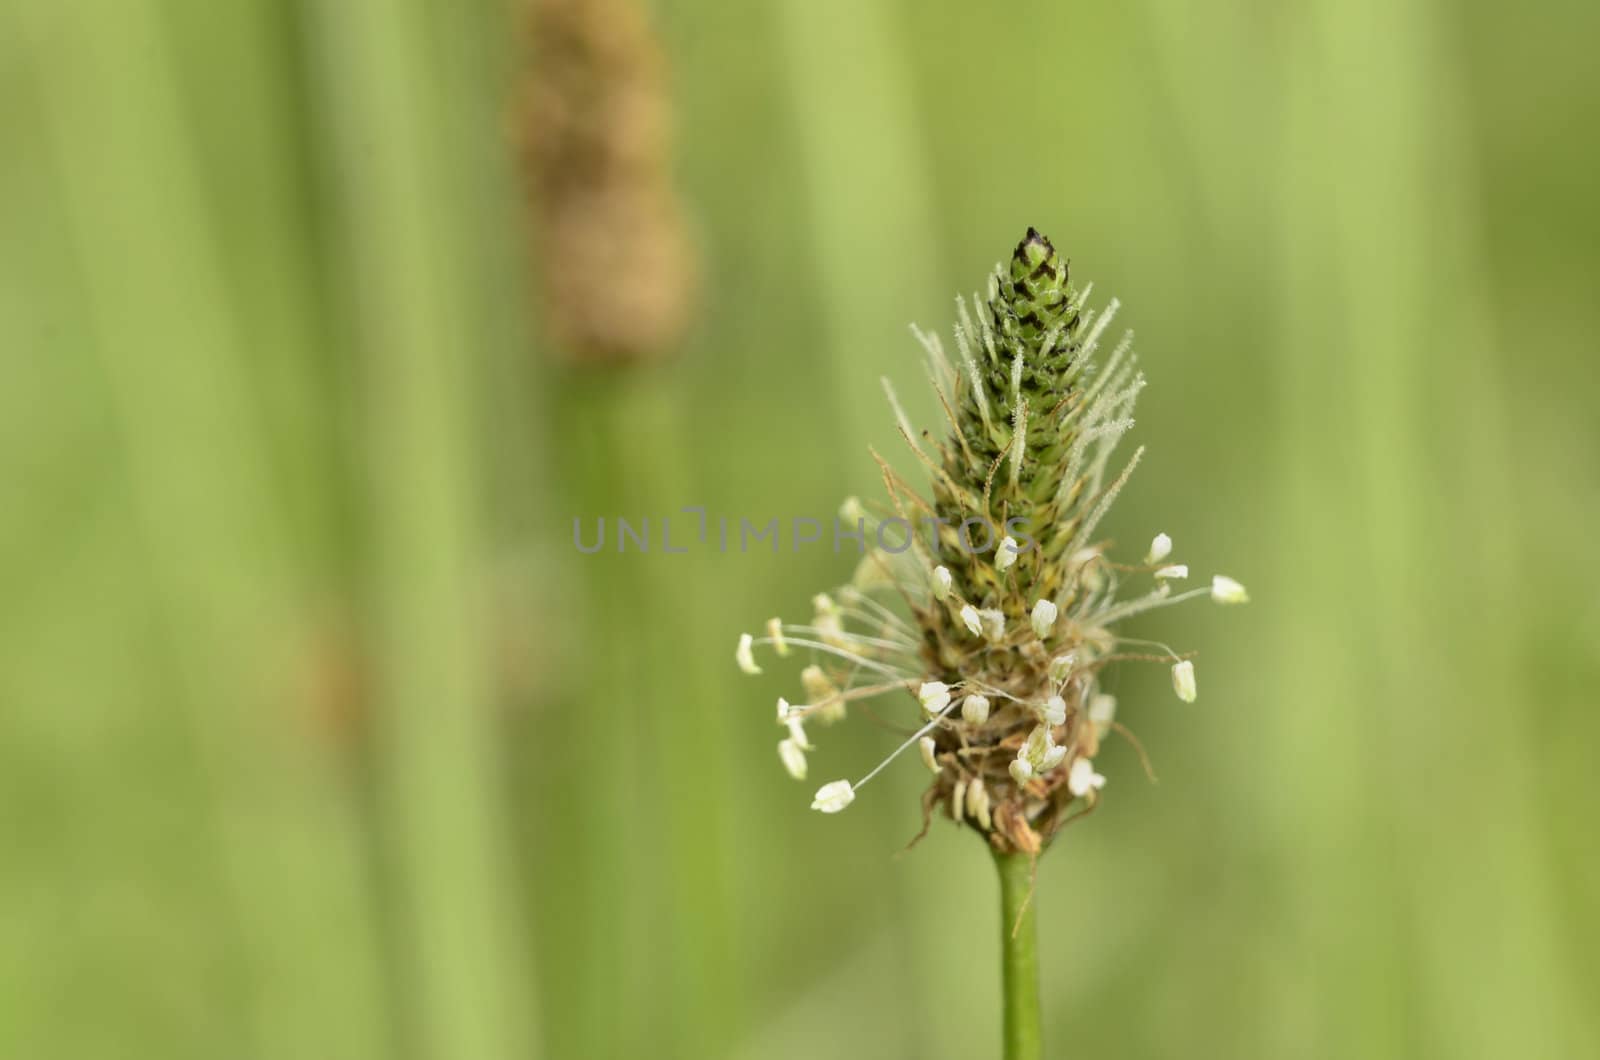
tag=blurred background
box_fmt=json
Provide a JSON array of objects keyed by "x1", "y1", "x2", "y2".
[{"x1": 3, "y1": 0, "x2": 1597, "y2": 1056}]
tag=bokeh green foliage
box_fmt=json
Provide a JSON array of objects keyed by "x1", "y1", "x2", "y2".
[{"x1": 2, "y1": 0, "x2": 1597, "y2": 1057}]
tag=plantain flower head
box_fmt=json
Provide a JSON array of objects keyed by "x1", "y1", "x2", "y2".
[{"x1": 736, "y1": 230, "x2": 1245, "y2": 853}]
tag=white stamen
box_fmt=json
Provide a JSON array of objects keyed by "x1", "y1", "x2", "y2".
[
  {"x1": 919, "y1": 736, "x2": 940, "y2": 774},
  {"x1": 1172, "y1": 660, "x2": 1197, "y2": 703},
  {"x1": 918, "y1": 681, "x2": 952, "y2": 716},
  {"x1": 800, "y1": 666, "x2": 844, "y2": 723},
  {"x1": 1042, "y1": 695, "x2": 1067, "y2": 727},
  {"x1": 967, "y1": 779, "x2": 992, "y2": 830},
  {"x1": 1041, "y1": 744, "x2": 1068, "y2": 772},
  {"x1": 786, "y1": 715, "x2": 813, "y2": 751},
  {"x1": 1068, "y1": 757, "x2": 1106, "y2": 797},
  {"x1": 1211, "y1": 575, "x2": 1250, "y2": 605},
  {"x1": 1009, "y1": 759, "x2": 1034, "y2": 786},
  {"x1": 1146, "y1": 532, "x2": 1173, "y2": 564},
  {"x1": 736, "y1": 633, "x2": 761, "y2": 674},
  {"x1": 1154, "y1": 564, "x2": 1189, "y2": 580},
  {"x1": 1048, "y1": 654, "x2": 1077, "y2": 683},
  {"x1": 778, "y1": 739, "x2": 807, "y2": 780},
  {"x1": 960, "y1": 604, "x2": 983, "y2": 637},
  {"x1": 1023, "y1": 725, "x2": 1051, "y2": 769},
  {"x1": 996, "y1": 536, "x2": 1020, "y2": 572},
  {"x1": 766, "y1": 617, "x2": 789, "y2": 657},
  {"x1": 961, "y1": 693, "x2": 992, "y2": 725},
  {"x1": 811, "y1": 780, "x2": 855, "y2": 813},
  {"x1": 932, "y1": 565, "x2": 953, "y2": 600},
  {"x1": 1089, "y1": 693, "x2": 1117, "y2": 738},
  {"x1": 1030, "y1": 599, "x2": 1058, "y2": 638},
  {"x1": 979, "y1": 609, "x2": 1006, "y2": 641}
]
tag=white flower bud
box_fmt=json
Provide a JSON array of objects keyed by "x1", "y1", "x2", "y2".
[
  {"x1": 918, "y1": 681, "x2": 952, "y2": 716},
  {"x1": 1146, "y1": 532, "x2": 1173, "y2": 564},
  {"x1": 1089, "y1": 693, "x2": 1117, "y2": 738},
  {"x1": 918, "y1": 736, "x2": 940, "y2": 774},
  {"x1": 776, "y1": 696, "x2": 793, "y2": 722},
  {"x1": 960, "y1": 604, "x2": 982, "y2": 637},
  {"x1": 932, "y1": 565, "x2": 953, "y2": 600},
  {"x1": 995, "y1": 536, "x2": 1020, "y2": 572},
  {"x1": 778, "y1": 738, "x2": 807, "y2": 780},
  {"x1": 1211, "y1": 575, "x2": 1249, "y2": 605},
  {"x1": 1068, "y1": 757, "x2": 1106, "y2": 797},
  {"x1": 1041, "y1": 744, "x2": 1068, "y2": 772},
  {"x1": 1154, "y1": 564, "x2": 1189, "y2": 580},
  {"x1": 966, "y1": 779, "x2": 993, "y2": 830},
  {"x1": 1048, "y1": 653, "x2": 1077, "y2": 683},
  {"x1": 810, "y1": 780, "x2": 855, "y2": 813},
  {"x1": 766, "y1": 617, "x2": 789, "y2": 657},
  {"x1": 1042, "y1": 695, "x2": 1067, "y2": 727},
  {"x1": 1030, "y1": 599, "x2": 1058, "y2": 639},
  {"x1": 839, "y1": 496, "x2": 866, "y2": 523},
  {"x1": 961, "y1": 693, "x2": 991, "y2": 725},
  {"x1": 736, "y1": 633, "x2": 761, "y2": 674},
  {"x1": 1172, "y1": 659, "x2": 1197, "y2": 703},
  {"x1": 979, "y1": 608, "x2": 1006, "y2": 642},
  {"x1": 1009, "y1": 759, "x2": 1034, "y2": 786}
]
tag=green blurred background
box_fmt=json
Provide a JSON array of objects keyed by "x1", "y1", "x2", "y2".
[{"x1": 4, "y1": 0, "x2": 1597, "y2": 1056}]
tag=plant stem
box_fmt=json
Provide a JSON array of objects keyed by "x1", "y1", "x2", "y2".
[{"x1": 994, "y1": 849, "x2": 1042, "y2": 1060}]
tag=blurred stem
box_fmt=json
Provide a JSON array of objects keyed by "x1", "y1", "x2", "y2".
[{"x1": 995, "y1": 850, "x2": 1042, "y2": 1060}]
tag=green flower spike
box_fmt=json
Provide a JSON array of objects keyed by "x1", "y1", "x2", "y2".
[{"x1": 738, "y1": 228, "x2": 1247, "y2": 856}]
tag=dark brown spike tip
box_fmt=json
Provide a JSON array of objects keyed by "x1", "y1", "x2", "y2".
[
  {"x1": 1015, "y1": 227, "x2": 1055, "y2": 265},
  {"x1": 1012, "y1": 228, "x2": 1057, "y2": 278}
]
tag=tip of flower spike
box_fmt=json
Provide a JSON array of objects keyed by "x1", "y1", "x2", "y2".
[
  {"x1": 1015, "y1": 227, "x2": 1055, "y2": 267},
  {"x1": 1212, "y1": 575, "x2": 1249, "y2": 605},
  {"x1": 811, "y1": 780, "x2": 854, "y2": 814},
  {"x1": 736, "y1": 633, "x2": 761, "y2": 675}
]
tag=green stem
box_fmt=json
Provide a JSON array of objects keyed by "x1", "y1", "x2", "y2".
[{"x1": 995, "y1": 849, "x2": 1042, "y2": 1060}]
